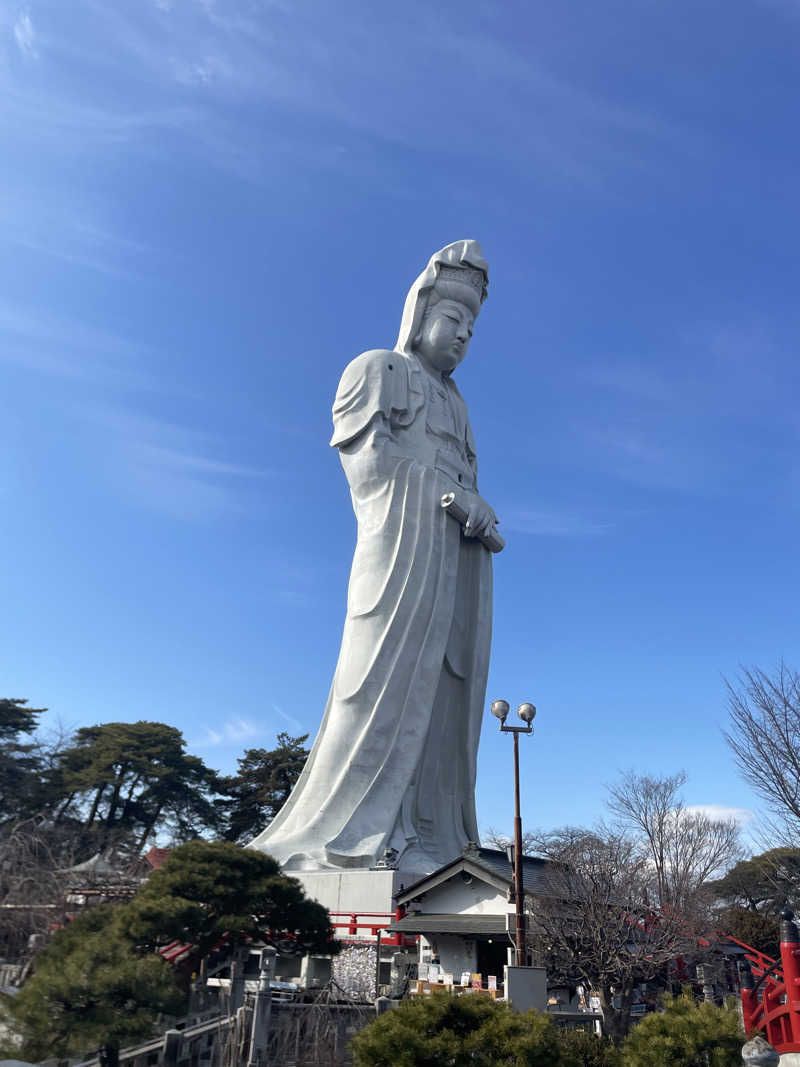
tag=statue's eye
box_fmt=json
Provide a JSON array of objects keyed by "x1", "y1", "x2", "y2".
[{"x1": 445, "y1": 314, "x2": 459, "y2": 324}]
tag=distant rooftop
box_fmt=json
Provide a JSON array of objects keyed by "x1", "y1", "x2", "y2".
[{"x1": 145, "y1": 845, "x2": 171, "y2": 870}]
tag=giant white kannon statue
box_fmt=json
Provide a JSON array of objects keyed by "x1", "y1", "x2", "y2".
[{"x1": 251, "y1": 241, "x2": 502, "y2": 873}]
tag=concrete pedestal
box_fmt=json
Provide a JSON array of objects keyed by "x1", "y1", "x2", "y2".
[
  {"x1": 293, "y1": 868, "x2": 425, "y2": 934},
  {"x1": 503, "y1": 966, "x2": 547, "y2": 1012}
]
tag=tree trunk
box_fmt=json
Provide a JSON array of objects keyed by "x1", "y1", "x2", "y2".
[
  {"x1": 54, "y1": 791, "x2": 76, "y2": 821},
  {"x1": 119, "y1": 773, "x2": 143, "y2": 826},
  {"x1": 135, "y1": 805, "x2": 163, "y2": 852},
  {"x1": 98, "y1": 1042, "x2": 119, "y2": 1067},
  {"x1": 85, "y1": 784, "x2": 106, "y2": 827},
  {"x1": 105, "y1": 776, "x2": 124, "y2": 828},
  {"x1": 99, "y1": 774, "x2": 127, "y2": 848},
  {"x1": 599, "y1": 982, "x2": 635, "y2": 1045}
]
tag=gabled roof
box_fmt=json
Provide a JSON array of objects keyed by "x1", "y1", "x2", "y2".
[{"x1": 395, "y1": 847, "x2": 565, "y2": 906}]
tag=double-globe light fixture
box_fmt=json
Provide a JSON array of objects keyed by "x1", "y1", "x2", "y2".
[
  {"x1": 491, "y1": 700, "x2": 536, "y2": 732},
  {"x1": 490, "y1": 699, "x2": 536, "y2": 967}
]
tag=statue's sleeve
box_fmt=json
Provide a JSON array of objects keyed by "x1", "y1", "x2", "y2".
[
  {"x1": 465, "y1": 418, "x2": 479, "y2": 484},
  {"x1": 330, "y1": 349, "x2": 412, "y2": 450}
]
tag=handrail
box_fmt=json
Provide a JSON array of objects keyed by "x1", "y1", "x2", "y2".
[{"x1": 733, "y1": 909, "x2": 800, "y2": 1054}]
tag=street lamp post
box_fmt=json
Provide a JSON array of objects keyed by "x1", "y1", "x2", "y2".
[{"x1": 491, "y1": 699, "x2": 536, "y2": 968}]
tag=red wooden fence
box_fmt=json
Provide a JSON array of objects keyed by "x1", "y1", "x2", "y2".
[{"x1": 328, "y1": 907, "x2": 416, "y2": 948}]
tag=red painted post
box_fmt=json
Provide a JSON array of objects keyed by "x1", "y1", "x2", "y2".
[
  {"x1": 388, "y1": 904, "x2": 407, "y2": 949},
  {"x1": 762, "y1": 974, "x2": 781, "y2": 1048},
  {"x1": 779, "y1": 909, "x2": 800, "y2": 1047}
]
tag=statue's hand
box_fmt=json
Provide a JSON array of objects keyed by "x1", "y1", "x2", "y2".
[{"x1": 464, "y1": 492, "x2": 497, "y2": 540}]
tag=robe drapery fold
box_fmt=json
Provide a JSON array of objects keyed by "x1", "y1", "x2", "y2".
[{"x1": 250, "y1": 242, "x2": 494, "y2": 873}]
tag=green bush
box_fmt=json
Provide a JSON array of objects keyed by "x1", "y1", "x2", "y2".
[
  {"x1": 556, "y1": 1026, "x2": 621, "y2": 1066},
  {"x1": 350, "y1": 991, "x2": 567, "y2": 1067},
  {"x1": 620, "y1": 992, "x2": 743, "y2": 1067}
]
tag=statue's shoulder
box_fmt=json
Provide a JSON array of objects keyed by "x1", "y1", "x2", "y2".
[
  {"x1": 331, "y1": 350, "x2": 419, "y2": 448},
  {"x1": 339, "y1": 348, "x2": 400, "y2": 382},
  {"x1": 334, "y1": 348, "x2": 411, "y2": 402}
]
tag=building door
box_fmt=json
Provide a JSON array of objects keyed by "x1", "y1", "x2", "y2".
[{"x1": 476, "y1": 938, "x2": 509, "y2": 985}]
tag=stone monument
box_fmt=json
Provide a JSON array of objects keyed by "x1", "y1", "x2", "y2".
[
  {"x1": 742, "y1": 1037, "x2": 779, "y2": 1066},
  {"x1": 251, "y1": 240, "x2": 502, "y2": 879}
]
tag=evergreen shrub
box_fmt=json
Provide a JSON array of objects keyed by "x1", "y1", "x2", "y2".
[
  {"x1": 350, "y1": 991, "x2": 567, "y2": 1067},
  {"x1": 620, "y1": 992, "x2": 743, "y2": 1067},
  {"x1": 556, "y1": 1026, "x2": 621, "y2": 1066}
]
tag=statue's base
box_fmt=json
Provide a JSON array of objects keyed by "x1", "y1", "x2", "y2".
[{"x1": 293, "y1": 868, "x2": 426, "y2": 938}]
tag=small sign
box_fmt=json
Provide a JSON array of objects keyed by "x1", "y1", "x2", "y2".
[
  {"x1": 460, "y1": 971, "x2": 471, "y2": 988},
  {"x1": 471, "y1": 973, "x2": 482, "y2": 989},
  {"x1": 443, "y1": 973, "x2": 454, "y2": 986},
  {"x1": 487, "y1": 975, "x2": 497, "y2": 991}
]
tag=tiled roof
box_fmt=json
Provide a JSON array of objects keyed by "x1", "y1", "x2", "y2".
[{"x1": 470, "y1": 848, "x2": 567, "y2": 898}]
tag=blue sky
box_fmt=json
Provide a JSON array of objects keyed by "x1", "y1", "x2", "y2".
[{"x1": 2, "y1": 0, "x2": 798, "y2": 846}]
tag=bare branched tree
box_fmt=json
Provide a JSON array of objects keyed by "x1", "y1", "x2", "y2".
[
  {"x1": 607, "y1": 771, "x2": 741, "y2": 910},
  {"x1": 0, "y1": 818, "x2": 75, "y2": 964},
  {"x1": 527, "y1": 826, "x2": 702, "y2": 1044},
  {"x1": 482, "y1": 826, "x2": 538, "y2": 855},
  {"x1": 724, "y1": 663, "x2": 800, "y2": 843}
]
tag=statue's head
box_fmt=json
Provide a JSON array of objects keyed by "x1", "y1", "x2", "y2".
[{"x1": 396, "y1": 241, "x2": 488, "y2": 374}]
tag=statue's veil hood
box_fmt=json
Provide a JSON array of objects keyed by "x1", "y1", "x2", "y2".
[{"x1": 395, "y1": 240, "x2": 489, "y2": 357}]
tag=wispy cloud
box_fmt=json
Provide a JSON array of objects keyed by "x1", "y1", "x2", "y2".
[
  {"x1": 94, "y1": 409, "x2": 274, "y2": 520},
  {"x1": 501, "y1": 506, "x2": 615, "y2": 538},
  {"x1": 13, "y1": 10, "x2": 37, "y2": 58},
  {"x1": 0, "y1": 302, "x2": 154, "y2": 385},
  {"x1": 273, "y1": 703, "x2": 303, "y2": 732},
  {"x1": 0, "y1": 84, "x2": 198, "y2": 146},
  {"x1": 578, "y1": 362, "x2": 674, "y2": 405},
  {"x1": 199, "y1": 716, "x2": 262, "y2": 746},
  {"x1": 686, "y1": 804, "x2": 755, "y2": 825},
  {"x1": 0, "y1": 294, "x2": 275, "y2": 521},
  {"x1": 562, "y1": 317, "x2": 799, "y2": 495},
  {"x1": 0, "y1": 177, "x2": 168, "y2": 278},
  {"x1": 565, "y1": 417, "x2": 714, "y2": 493},
  {"x1": 0, "y1": 0, "x2": 697, "y2": 192}
]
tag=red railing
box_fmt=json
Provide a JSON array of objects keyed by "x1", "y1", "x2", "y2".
[
  {"x1": 736, "y1": 909, "x2": 800, "y2": 1054},
  {"x1": 328, "y1": 907, "x2": 416, "y2": 948}
]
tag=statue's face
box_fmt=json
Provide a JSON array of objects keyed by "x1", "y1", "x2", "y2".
[{"x1": 415, "y1": 299, "x2": 475, "y2": 375}]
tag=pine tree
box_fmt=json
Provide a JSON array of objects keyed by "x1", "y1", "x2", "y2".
[
  {"x1": 217, "y1": 732, "x2": 309, "y2": 844},
  {"x1": 123, "y1": 839, "x2": 339, "y2": 963},
  {"x1": 8, "y1": 906, "x2": 183, "y2": 1067},
  {"x1": 51, "y1": 721, "x2": 222, "y2": 850},
  {"x1": 0, "y1": 697, "x2": 47, "y2": 819}
]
